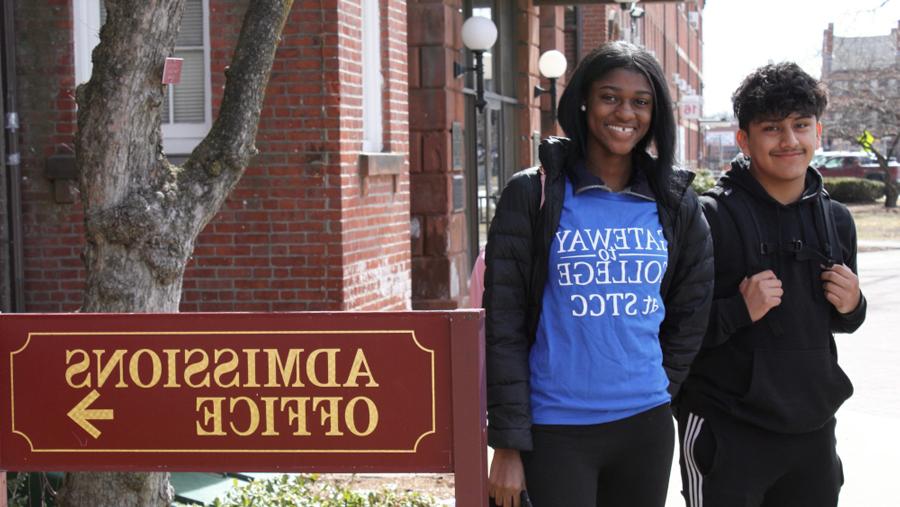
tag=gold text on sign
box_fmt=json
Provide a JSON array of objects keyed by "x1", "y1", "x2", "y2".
[
  {"x1": 64, "y1": 347, "x2": 379, "y2": 390},
  {"x1": 63, "y1": 347, "x2": 381, "y2": 438}
]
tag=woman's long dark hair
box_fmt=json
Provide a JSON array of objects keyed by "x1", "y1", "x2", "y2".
[{"x1": 557, "y1": 41, "x2": 677, "y2": 206}]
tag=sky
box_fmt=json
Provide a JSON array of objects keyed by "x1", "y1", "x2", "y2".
[{"x1": 702, "y1": 0, "x2": 900, "y2": 117}]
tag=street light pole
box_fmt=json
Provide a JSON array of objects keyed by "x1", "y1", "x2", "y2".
[
  {"x1": 454, "y1": 16, "x2": 498, "y2": 114},
  {"x1": 534, "y1": 50, "x2": 568, "y2": 126}
]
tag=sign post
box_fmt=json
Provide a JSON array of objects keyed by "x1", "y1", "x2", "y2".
[{"x1": 0, "y1": 311, "x2": 486, "y2": 504}]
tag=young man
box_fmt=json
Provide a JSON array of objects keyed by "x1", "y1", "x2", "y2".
[{"x1": 676, "y1": 62, "x2": 866, "y2": 507}]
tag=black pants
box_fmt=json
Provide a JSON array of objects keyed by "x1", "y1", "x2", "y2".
[
  {"x1": 677, "y1": 407, "x2": 842, "y2": 507},
  {"x1": 521, "y1": 403, "x2": 674, "y2": 507}
]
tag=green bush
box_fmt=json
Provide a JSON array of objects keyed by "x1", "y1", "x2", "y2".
[
  {"x1": 691, "y1": 169, "x2": 718, "y2": 195},
  {"x1": 823, "y1": 177, "x2": 885, "y2": 203},
  {"x1": 6, "y1": 472, "x2": 61, "y2": 507},
  {"x1": 209, "y1": 474, "x2": 437, "y2": 507}
]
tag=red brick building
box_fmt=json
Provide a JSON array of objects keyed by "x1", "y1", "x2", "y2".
[
  {"x1": 1, "y1": 0, "x2": 704, "y2": 313},
  {"x1": 564, "y1": 2, "x2": 705, "y2": 168}
]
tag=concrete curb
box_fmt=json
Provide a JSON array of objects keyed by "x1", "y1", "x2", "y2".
[{"x1": 858, "y1": 240, "x2": 900, "y2": 252}]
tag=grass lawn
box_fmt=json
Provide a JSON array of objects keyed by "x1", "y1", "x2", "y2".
[{"x1": 847, "y1": 201, "x2": 900, "y2": 242}]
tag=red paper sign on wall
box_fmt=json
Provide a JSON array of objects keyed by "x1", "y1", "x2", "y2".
[{"x1": 162, "y1": 57, "x2": 183, "y2": 84}]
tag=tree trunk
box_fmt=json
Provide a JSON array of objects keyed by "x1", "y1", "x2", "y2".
[
  {"x1": 884, "y1": 177, "x2": 898, "y2": 208},
  {"x1": 58, "y1": 0, "x2": 293, "y2": 505},
  {"x1": 882, "y1": 136, "x2": 899, "y2": 208}
]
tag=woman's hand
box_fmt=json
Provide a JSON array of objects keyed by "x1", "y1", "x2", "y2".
[{"x1": 489, "y1": 448, "x2": 526, "y2": 507}]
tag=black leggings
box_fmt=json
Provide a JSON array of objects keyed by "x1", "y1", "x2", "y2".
[{"x1": 521, "y1": 403, "x2": 674, "y2": 507}]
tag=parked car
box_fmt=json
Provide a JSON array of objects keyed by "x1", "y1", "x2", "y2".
[{"x1": 812, "y1": 151, "x2": 900, "y2": 182}]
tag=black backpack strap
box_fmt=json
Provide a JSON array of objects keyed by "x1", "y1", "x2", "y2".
[
  {"x1": 819, "y1": 192, "x2": 842, "y2": 266},
  {"x1": 526, "y1": 167, "x2": 546, "y2": 263},
  {"x1": 705, "y1": 184, "x2": 774, "y2": 276},
  {"x1": 791, "y1": 191, "x2": 842, "y2": 268},
  {"x1": 705, "y1": 184, "x2": 784, "y2": 336}
]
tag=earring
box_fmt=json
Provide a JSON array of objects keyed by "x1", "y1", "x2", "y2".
[{"x1": 580, "y1": 104, "x2": 586, "y2": 112}]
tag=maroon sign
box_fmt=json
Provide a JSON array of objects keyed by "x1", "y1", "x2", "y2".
[
  {"x1": 161, "y1": 57, "x2": 183, "y2": 84},
  {"x1": 0, "y1": 311, "x2": 486, "y2": 506}
]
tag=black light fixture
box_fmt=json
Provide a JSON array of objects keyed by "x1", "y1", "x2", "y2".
[
  {"x1": 630, "y1": 4, "x2": 645, "y2": 19},
  {"x1": 454, "y1": 15, "x2": 498, "y2": 113},
  {"x1": 534, "y1": 50, "x2": 568, "y2": 124},
  {"x1": 619, "y1": 1, "x2": 645, "y2": 19}
]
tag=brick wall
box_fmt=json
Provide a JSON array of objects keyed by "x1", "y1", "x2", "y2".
[
  {"x1": 183, "y1": 0, "x2": 410, "y2": 312},
  {"x1": 581, "y1": 5, "x2": 608, "y2": 52},
  {"x1": 407, "y1": 0, "x2": 465, "y2": 310},
  {"x1": 516, "y1": 2, "x2": 541, "y2": 167},
  {"x1": 551, "y1": 3, "x2": 706, "y2": 169},
  {"x1": 181, "y1": 0, "x2": 348, "y2": 311},
  {"x1": 14, "y1": 0, "x2": 410, "y2": 313},
  {"x1": 539, "y1": 6, "x2": 566, "y2": 137},
  {"x1": 407, "y1": 1, "x2": 549, "y2": 309},
  {"x1": 15, "y1": 0, "x2": 86, "y2": 312},
  {"x1": 333, "y1": 0, "x2": 411, "y2": 310}
]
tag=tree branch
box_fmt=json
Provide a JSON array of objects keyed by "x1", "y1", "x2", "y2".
[{"x1": 182, "y1": 0, "x2": 294, "y2": 227}]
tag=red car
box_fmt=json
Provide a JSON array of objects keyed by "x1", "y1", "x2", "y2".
[{"x1": 812, "y1": 151, "x2": 900, "y2": 182}]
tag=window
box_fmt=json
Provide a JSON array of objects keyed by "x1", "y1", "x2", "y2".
[
  {"x1": 463, "y1": 1, "x2": 519, "y2": 263},
  {"x1": 361, "y1": 0, "x2": 383, "y2": 152},
  {"x1": 72, "y1": 0, "x2": 212, "y2": 154}
]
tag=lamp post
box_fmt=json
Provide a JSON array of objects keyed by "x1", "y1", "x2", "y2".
[
  {"x1": 454, "y1": 16, "x2": 498, "y2": 113},
  {"x1": 534, "y1": 49, "x2": 567, "y2": 124},
  {"x1": 620, "y1": 1, "x2": 644, "y2": 42}
]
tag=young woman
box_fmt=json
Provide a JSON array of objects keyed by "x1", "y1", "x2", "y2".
[{"x1": 484, "y1": 41, "x2": 714, "y2": 507}]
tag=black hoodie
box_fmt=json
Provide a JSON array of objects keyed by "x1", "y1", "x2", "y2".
[{"x1": 679, "y1": 156, "x2": 867, "y2": 434}]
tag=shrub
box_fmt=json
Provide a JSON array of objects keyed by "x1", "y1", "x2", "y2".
[
  {"x1": 690, "y1": 169, "x2": 718, "y2": 195},
  {"x1": 823, "y1": 177, "x2": 885, "y2": 203},
  {"x1": 209, "y1": 474, "x2": 437, "y2": 507}
]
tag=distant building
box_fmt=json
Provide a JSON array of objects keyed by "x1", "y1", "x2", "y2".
[
  {"x1": 820, "y1": 21, "x2": 900, "y2": 153},
  {"x1": 564, "y1": 2, "x2": 705, "y2": 169},
  {"x1": 699, "y1": 119, "x2": 739, "y2": 173}
]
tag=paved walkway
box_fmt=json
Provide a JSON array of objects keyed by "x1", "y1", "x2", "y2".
[{"x1": 858, "y1": 239, "x2": 900, "y2": 252}]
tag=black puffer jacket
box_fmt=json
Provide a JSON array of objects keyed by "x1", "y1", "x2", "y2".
[{"x1": 484, "y1": 137, "x2": 714, "y2": 450}]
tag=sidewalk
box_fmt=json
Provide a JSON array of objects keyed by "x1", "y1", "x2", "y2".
[{"x1": 858, "y1": 239, "x2": 900, "y2": 252}]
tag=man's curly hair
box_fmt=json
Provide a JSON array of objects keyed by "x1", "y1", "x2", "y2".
[{"x1": 732, "y1": 62, "x2": 827, "y2": 130}]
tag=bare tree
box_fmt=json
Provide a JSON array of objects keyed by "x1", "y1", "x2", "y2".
[
  {"x1": 857, "y1": 128, "x2": 900, "y2": 207},
  {"x1": 56, "y1": 0, "x2": 293, "y2": 505},
  {"x1": 822, "y1": 38, "x2": 900, "y2": 207}
]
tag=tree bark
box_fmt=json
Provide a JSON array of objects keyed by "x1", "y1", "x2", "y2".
[
  {"x1": 853, "y1": 138, "x2": 899, "y2": 209},
  {"x1": 58, "y1": 0, "x2": 293, "y2": 505},
  {"x1": 881, "y1": 135, "x2": 899, "y2": 208}
]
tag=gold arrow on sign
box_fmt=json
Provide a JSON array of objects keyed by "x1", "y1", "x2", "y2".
[{"x1": 67, "y1": 389, "x2": 114, "y2": 439}]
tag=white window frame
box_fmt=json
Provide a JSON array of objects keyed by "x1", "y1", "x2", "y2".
[
  {"x1": 72, "y1": 0, "x2": 102, "y2": 85},
  {"x1": 361, "y1": 0, "x2": 383, "y2": 153},
  {"x1": 72, "y1": 0, "x2": 212, "y2": 155}
]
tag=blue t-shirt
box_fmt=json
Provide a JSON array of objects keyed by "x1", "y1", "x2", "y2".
[{"x1": 529, "y1": 177, "x2": 671, "y2": 425}]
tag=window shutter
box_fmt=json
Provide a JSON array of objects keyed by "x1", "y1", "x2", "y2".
[
  {"x1": 177, "y1": 1, "x2": 204, "y2": 47},
  {"x1": 163, "y1": 0, "x2": 206, "y2": 125},
  {"x1": 172, "y1": 50, "x2": 205, "y2": 122}
]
